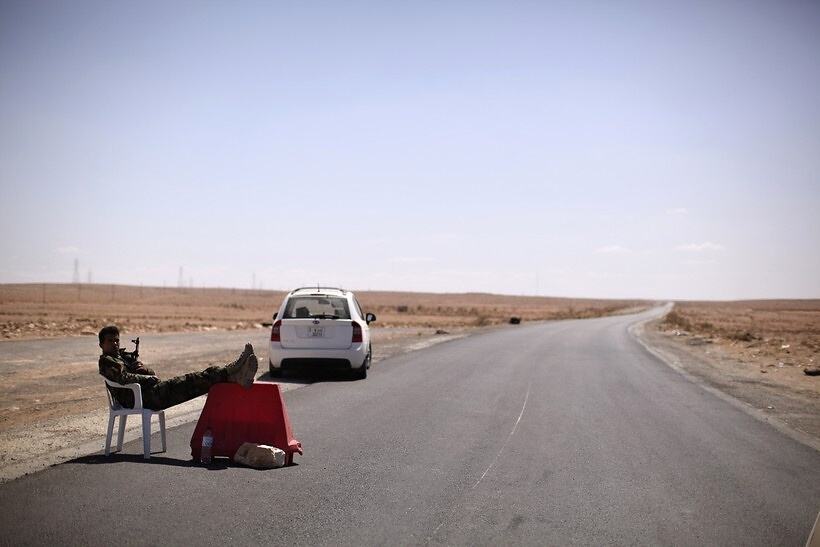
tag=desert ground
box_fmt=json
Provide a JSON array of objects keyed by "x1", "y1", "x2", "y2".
[{"x1": 659, "y1": 300, "x2": 820, "y2": 381}]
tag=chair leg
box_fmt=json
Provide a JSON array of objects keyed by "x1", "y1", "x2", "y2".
[
  {"x1": 105, "y1": 413, "x2": 115, "y2": 456},
  {"x1": 142, "y1": 412, "x2": 151, "y2": 459},
  {"x1": 116, "y1": 414, "x2": 127, "y2": 452},
  {"x1": 158, "y1": 412, "x2": 166, "y2": 453}
]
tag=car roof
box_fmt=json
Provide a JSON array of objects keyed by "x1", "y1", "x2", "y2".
[{"x1": 288, "y1": 287, "x2": 349, "y2": 297}]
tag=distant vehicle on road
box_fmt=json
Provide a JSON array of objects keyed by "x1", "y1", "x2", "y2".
[{"x1": 269, "y1": 287, "x2": 376, "y2": 379}]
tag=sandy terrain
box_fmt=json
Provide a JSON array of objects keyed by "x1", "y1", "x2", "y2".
[{"x1": 645, "y1": 300, "x2": 820, "y2": 446}]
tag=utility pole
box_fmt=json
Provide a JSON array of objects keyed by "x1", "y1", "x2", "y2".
[
  {"x1": 72, "y1": 258, "x2": 80, "y2": 284},
  {"x1": 178, "y1": 266, "x2": 184, "y2": 288}
]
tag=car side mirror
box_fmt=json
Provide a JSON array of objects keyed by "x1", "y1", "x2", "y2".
[
  {"x1": 365, "y1": 312, "x2": 376, "y2": 324},
  {"x1": 273, "y1": 312, "x2": 278, "y2": 320}
]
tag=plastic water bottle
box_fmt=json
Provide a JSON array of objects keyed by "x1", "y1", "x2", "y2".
[{"x1": 201, "y1": 428, "x2": 213, "y2": 465}]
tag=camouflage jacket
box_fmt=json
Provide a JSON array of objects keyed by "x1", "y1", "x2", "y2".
[{"x1": 99, "y1": 354, "x2": 159, "y2": 408}]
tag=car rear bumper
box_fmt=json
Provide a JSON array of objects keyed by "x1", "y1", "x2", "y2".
[{"x1": 269, "y1": 343, "x2": 367, "y2": 370}]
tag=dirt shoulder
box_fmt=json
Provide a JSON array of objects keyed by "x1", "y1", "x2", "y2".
[{"x1": 634, "y1": 311, "x2": 820, "y2": 451}]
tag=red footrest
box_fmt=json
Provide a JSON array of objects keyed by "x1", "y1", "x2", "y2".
[{"x1": 191, "y1": 382, "x2": 302, "y2": 464}]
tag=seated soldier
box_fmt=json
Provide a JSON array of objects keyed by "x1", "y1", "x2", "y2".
[{"x1": 98, "y1": 325, "x2": 258, "y2": 411}]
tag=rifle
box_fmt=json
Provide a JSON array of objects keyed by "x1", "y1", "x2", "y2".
[{"x1": 118, "y1": 337, "x2": 140, "y2": 363}]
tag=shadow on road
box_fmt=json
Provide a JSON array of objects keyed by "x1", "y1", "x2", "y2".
[
  {"x1": 257, "y1": 370, "x2": 363, "y2": 384},
  {"x1": 65, "y1": 453, "x2": 300, "y2": 471},
  {"x1": 65, "y1": 453, "x2": 228, "y2": 470}
]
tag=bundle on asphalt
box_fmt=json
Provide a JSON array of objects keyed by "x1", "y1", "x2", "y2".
[{"x1": 233, "y1": 442, "x2": 286, "y2": 469}]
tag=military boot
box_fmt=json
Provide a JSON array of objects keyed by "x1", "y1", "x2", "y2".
[{"x1": 226, "y1": 343, "x2": 258, "y2": 389}]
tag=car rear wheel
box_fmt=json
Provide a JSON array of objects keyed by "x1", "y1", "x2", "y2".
[
  {"x1": 353, "y1": 346, "x2": 371, "y2": 380},
  {"x1": 269, "y1": 360, "x2": 282, "y2": 378}
]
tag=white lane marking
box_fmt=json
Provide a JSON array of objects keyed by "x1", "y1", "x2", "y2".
[
  {"x1": 472, "y1": 382, "x2": 531, "y2": 489},
  {"x1": 426, "y1": 383, "x2": 533, "y2": 543}
]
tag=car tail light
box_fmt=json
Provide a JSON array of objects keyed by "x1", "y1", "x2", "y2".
[
  {"x1": 351, "y1": 321, "x2": 363, "y2": 343},
  {"x1": 271, "y1": 320, "x2": 282, "y2": 342}
]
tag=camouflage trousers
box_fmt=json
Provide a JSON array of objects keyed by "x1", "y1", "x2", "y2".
[{"x1": 142, "y1": 366, "x2": 228, "y2": 410}]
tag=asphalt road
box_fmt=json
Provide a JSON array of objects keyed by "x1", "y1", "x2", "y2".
[{"x1": 1, "y1": 308, "x2": 819, "y2": 546}]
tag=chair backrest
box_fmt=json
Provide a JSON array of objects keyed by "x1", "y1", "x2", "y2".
[
  {"x1": 103, "y1": 377, "x2": 143, "y2": 411},
  {"x1": 103, "y1": 377, "x2": 118, "y2": 410}
]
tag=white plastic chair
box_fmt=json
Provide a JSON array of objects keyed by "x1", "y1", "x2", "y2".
[{"x1": 103, "y1": 377, "x2": 166, "y2": 459}]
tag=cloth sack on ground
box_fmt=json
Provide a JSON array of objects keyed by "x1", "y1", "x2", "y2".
[{"x1": 233, "y1": 442, "x2": 286, "y2": 469}]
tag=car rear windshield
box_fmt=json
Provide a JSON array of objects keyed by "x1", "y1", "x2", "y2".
[{"x1": 283, "y1": 296, "x2": 351, "y2": 320}]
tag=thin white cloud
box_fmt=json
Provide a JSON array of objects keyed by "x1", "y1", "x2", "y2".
[
  {"x1": 56, "y1": 246, "x2": 79, "y2": 254},
  {"x1": 595, "y1": 245, "x2": 631, "y2": 254},
  {"x1": 676, "y1": 242, "x2": 725, "y2": 252},
  {"x1": 389, "y1": 256, "x2": 435, "y2": 264},
  {"x1": 666, "y1": 208, "x2": 689, "y2": 215}
]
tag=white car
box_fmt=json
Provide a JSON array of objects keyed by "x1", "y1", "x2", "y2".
[{"x1": 268, "y1": 287, "x2": 376, "y2": 379}]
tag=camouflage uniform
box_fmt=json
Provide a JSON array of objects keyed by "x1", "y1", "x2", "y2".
[{"x1": 99, "y1": 353, "x2": 228, "y2": 411}]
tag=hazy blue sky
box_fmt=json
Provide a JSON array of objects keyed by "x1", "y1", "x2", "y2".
[{"x1": 1, "y1": 0, "x2": 818, "y2": 300}]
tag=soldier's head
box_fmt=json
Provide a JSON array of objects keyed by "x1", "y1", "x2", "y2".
[{"x1": 98, "y1": 325, "x2": 120, "y2": 355}]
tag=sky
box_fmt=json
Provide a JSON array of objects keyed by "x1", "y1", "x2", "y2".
[{"x1": 1, "y1": 0, "x2": 819, "y2": 300}]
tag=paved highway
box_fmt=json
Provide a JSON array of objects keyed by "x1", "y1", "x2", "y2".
[{"x1": 1, "y1": 308, "x2": 818, "y2": 545}]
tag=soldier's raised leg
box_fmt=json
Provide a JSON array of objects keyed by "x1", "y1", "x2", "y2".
[{"x1": 142, "y1": 344, "x2": 258, "y2": 410}]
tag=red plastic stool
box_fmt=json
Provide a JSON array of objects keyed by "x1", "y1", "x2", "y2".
[{"x1": 190, "y1": 382, "x2": 302, "y2": 464}]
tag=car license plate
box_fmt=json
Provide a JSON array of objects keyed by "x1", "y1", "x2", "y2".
[{"x1": 309, "y1": 327, "x2": 324, "y2": 337}]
